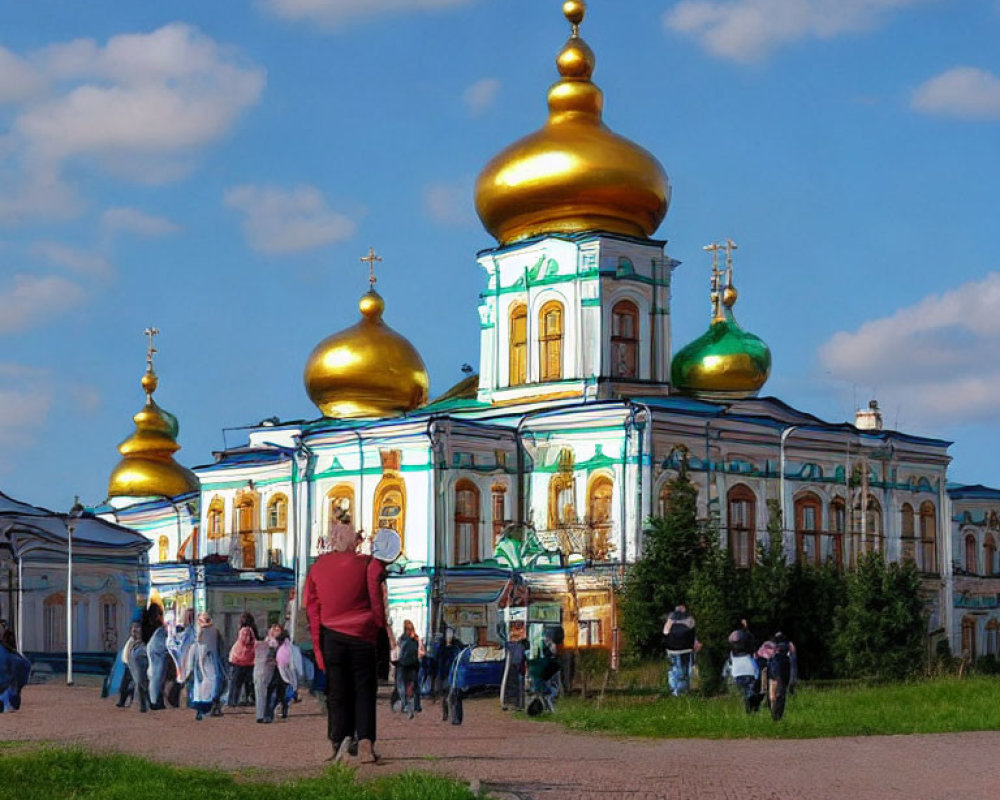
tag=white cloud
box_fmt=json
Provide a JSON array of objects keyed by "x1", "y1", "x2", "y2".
[
  {"x1": 224, "y1": 184, "x2": 356, "y2": 255},
  {"x1": 463, "y1": 78, "x2": 500, "y2": 116},
  {"x1": 0, "y1": 24, "x2": 265, "y2": 223},
  {"x1": 32, "y1": 241, "x2": 113, "y2": 279},
  {"x1": 0, "y1": 364, "x2": 52, "y2": 451},
  {"x1": 0, "y1": 274, "x2": 87, "y2": 333},
  {"x1": 423, "y1": 177, "x2": 475, "y2": 227},
  {"x1": 260, "y1": 0, "x2": 472, "y2": 28},
  {"x1": 911, "y1": 67, "x2": 1000, "y2": 120},
  {"x1": 664, "y1": 0, "x2": 929, "y2": 62},
  {"x1": 0, "y1": 45, "x2": 45, "y2": 103},
  {"x1": 819, "y1": 273, "x2": 1000, "y2": 425},
  {"x1": 101, "y1": 206, "x2": 180, "y2": 237}
]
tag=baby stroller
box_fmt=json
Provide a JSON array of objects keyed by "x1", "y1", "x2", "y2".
[{"x1": 525, "y1": 652, "x2": 560, "y2": 716}]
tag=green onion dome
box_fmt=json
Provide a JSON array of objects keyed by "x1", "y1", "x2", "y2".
[{"x1": 671, "y1": 301, "x2": 771, "y2": 400}]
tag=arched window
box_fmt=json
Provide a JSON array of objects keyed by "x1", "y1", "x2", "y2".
[
  {"x1": 966, "y1": 533, "x2": 978, "y2": 574},
  {"x1": 326, "y1": 483, "x2": 355, "y2": 534},
  {"x1": 829, "y1": 496, "x2": 846, "y2": 568},
  {"x1": 962, "y1": 616, "x2": 977, "y2": 662},
  {"x1": 373, "y1": 476, "x2": 406, "y2": 547},
  {"x1": 857, "y1": 495, "x2": 882, "y2": 556},
  {"x1": 919, "y1": 501, "x2": 937, "y2": 573},
  {"x1": 206, "y1": 496, "x2": 225, "y2": 540},
  {"x1": 44, "y1": 592, "x2": 66, "y2": 652},
  {"x1": 900, "y1": 503, "x2": 916, "y2": 563},
  {"x1": 548, "y1": 473, "x2": 576, "y2": 529},
  {"x1": 234, "y1": 490, "x2": 258, "y2": 570},
  {"x1": 985, "y1": 535, "x2": 997, "y2": 578},
  {"x1": 986, "y1": 619, "x2": 999, "y2": 657},
  {"x1": 491, "y1": 483, "x2": 507, "y2": 546},
  {"x1": 266, "y1": 493, "x2": 288, "y2": 566},
  {"x1": 100, "y1": 593, "x2": 120, "y2": 652},
  {"x1": 157, "y1": 535, "x2": 169, "y2": 563},
  {"x1": 509, "y1": 303, "x2": 527, "y2": 386},
  {"x1": 794, "y1": 492, "x2": 822, "y2": 566},
  {"x1": 267, "y1": 494, "x2": 288, "y2": 531},
  {"x1": 587, "y1": 474, "x2": 614, "y2": 561},
  {"x1": 657, "y1": 481, "x2": 671, "y2": 518},
  {"x1": 611, "y1": 300, "x2": 638, "y2": 379},
  {"x1": 727, "y1": 484, "x2": 756, "y2": 569},
  {"x1": 538, "y1": 300, "x2": 563, "y2": 382},
  {"x1": 454, "y1": 480, "x2": 480, "y2": 564}
]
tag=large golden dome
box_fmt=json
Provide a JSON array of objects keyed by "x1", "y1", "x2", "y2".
[
  {"x1": 304, "y1": 286, "x2": 430, "y2": 418},
  {"x1": 475, "y1": 1, "x2": 670, "y2": 245},
  {"x1": 108, "y1": 345, "x2": 199, "y2": 500}
]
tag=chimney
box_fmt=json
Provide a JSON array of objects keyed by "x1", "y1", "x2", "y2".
[{"x1": 855, "y1": 399, "x2": 883, "y2": 431}]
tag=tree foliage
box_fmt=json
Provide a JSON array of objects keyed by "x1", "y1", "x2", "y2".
[
  {"x1": 622, "y1": 475, "x2": 927, "y2": 688},
  {"x1": 620, "y1": 454, "x2": 703, "y2": 658},
  {"x1": 833, "y1": 552, "x2": 926, "y2": 680}
]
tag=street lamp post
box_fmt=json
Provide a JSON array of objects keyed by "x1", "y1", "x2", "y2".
[
  {"x1": 66, "y1": 496, "x2": 84, "y2": 686},
  {"x1": 779, "y1": 426, "x2": 800, "y2": 544}
]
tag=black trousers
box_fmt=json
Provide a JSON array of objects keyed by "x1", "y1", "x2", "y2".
[
  {"x1": 321, "y1": 627, "x2": 377, "y2": 744},
  {"x1": 228, "y1": 664, "x2": 254, "y2": 706}
]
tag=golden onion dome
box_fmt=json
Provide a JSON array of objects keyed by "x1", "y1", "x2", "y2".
[
  {"x1": 304, "y1": 286, "x2": 430, "y2": 418},
  {"x1": 474, "y1": 1, "x2": 670, "y2": 245},
  {"x1": 108, "y1": 348, "x2": 199, "y2": 500},
  {"x1": 671, "y1": 243, "x2": 771, "y2": 400}
]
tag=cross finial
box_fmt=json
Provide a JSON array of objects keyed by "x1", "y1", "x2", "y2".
[
  {"x1": 143, "y1": 327, "x2": 160, "y2": 370},
  {"x1": 703, "y1": 242, "x2": 724, "y2": 321},
  {"x1": 360, "y1": 247, "x2": 382, "y2": 290}
]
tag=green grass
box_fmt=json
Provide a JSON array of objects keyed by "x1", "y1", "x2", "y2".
[
  {"x1": 551, "y1": 676, "x2": 1000, "y2": 739},
  {"x1": 0, "y1": 746, "x2": 484, "y2": 800}
]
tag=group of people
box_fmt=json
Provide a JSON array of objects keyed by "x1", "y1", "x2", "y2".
[
  {"x1": 662, "y1": 604, "x2": 798, "y2": 714},
  {"x1": 114, "y1": 605, "x2": 305, "y2": 722}
]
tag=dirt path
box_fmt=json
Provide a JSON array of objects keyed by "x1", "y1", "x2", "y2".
[{"x1": 5, "y1": 683, "x2": 1000, "y2": 800}]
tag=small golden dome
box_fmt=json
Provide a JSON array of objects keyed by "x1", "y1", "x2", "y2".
[
  {"x1": 108, "y1": 352, "x2": 199, "y2": 500},
  {"x1": 304, "y1": 289, "x2": 430, "y2": 418},
  {"x1": 475, "y1": 1, "x2": 669, "y2": 245}
]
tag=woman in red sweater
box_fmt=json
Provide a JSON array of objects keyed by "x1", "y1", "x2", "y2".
[{"x1": 305, "y1": 520, "x2": 385, "y2": 764}]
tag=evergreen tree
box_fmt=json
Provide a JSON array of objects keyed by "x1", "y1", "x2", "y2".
[
  {"x1": 620, "y1": 449, "x2": 702, "y2": 658},
  {"x1": 833, "y1": 552, "x2": 926, "y2": 680},
  {"x1": 687, "y1": 540, "x2": 742, "y2": 694}
]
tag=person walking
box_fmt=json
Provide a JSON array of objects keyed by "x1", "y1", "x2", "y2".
[
  {"x1": 190, "y1": 612, "x2": 226, "y2": 721},
  {"x1": 125, "y1": 621, "x2": 151, "y2": 713},
  {"x1": 228, "y1": 612, "x2": 257, "y2": 708},
  {"x1": 663, "y1": 604, "x2": 697, "y2": 697},
  {"x1": 397, "y1": 619, "x2": 423, "y2": 719},
  {"x1": 306, "y1": 522, "x2": 385, "y2": 764},
  {"x1": 727, "y1": 618, "x2": 761, "y2": 713}
]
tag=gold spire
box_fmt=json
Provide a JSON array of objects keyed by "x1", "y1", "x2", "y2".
[
  {"x1": 107, "y1": 329, "x2": 199, "y2": 500},
  {"x1": 304, "y1": 251, "x2": 430, "y2": 418},
  {"x1": 474, "y1": 1, "x2": 669, "y2": 245}
]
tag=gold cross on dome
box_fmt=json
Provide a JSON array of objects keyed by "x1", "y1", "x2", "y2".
[
  {"x1": 360, "y1": 247, "x2": 382, "y2": 289},
  {"x1": 143, "y1": 326, "x2": 160, "y2": 369}
]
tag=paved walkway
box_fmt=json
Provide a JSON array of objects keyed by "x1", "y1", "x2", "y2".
[{"x1": 6, "y1": 683, "x2": 1000, "y2": 799}]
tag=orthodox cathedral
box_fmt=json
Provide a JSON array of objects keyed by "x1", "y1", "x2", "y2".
[{"x1": 11, "y1": 1, "x2": 1000, "y2": 667}]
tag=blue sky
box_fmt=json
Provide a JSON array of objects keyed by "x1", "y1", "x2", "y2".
[{"x1": 1, "y1": 0, "x2": 998, "y2": 510}]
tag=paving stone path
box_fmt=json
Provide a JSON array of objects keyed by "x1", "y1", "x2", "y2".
[{"x1": 6, "y1": 683, "x2": 1000, "y2": 799}]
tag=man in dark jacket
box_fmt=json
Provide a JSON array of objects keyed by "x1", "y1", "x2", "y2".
[{"x1": 663, "y1": 604, "x2": 696, "y2": 696}]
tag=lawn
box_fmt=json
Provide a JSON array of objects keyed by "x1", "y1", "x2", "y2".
[
  {"x1": 550, "y1": 676, "x2": 1000, "y2": 739},
  {"x1": 0, "y1": 744, "x2": 485, "y2": 800}
]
